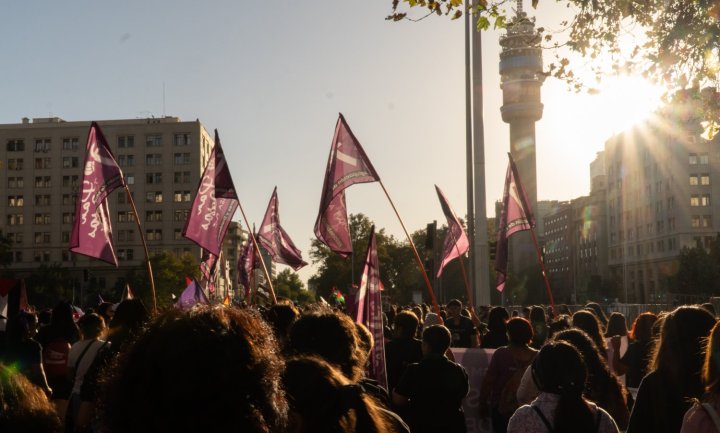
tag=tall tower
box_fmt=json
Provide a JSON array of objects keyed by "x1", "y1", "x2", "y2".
[
  {"x1": 499, "y1": 0, "x2": 545, "y2": 295},
  {"x1": 499, "y1": 0, "x2": 544, "y2": 209}
]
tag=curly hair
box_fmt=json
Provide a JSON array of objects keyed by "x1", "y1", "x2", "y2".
[
  {"x1": 98, "y1": 306, "x2": 287, "y2": 433},
  {"x1": 0, "y1": 364, "x2": 62, "y2": 433}
]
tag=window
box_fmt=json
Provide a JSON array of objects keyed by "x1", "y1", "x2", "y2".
[
  {"x1": 118, "y1": 155, "x2": 135, "y2": 167},
  {"x1": 174, "y1": 191, "x2": 191, "y2": 202},
  {"x1": 146, "y1": 229, "x2": 162, "y2": 241},
  {"x1": 62, "y1": 175, "x2": 80, "y2": 188},
  {"x1": 701, "y1": 174, "x2": 711, "y2": 185},
  {"x1": 174, "y1": 171, "x2": 191, "y2": 184},
  {"x1": 7, "y1": 195, "x2": 23, "y2": 207},
  {"x1": 146, "y1": 173, "x2": 163, "y2": 184},
  {"x1": 700, "y1": 153, "x2": 710, "y2": 164},
  {"x1": 146, "y1": 135, "x2": 163, "y2": 147},
  {"x1": 34, "y1": 158, "x2": 51, "y2": 169},
  {"x1": 62, "y1": 250, "x2": 71, "y2": 262},
  {"x1": 146, "y1": 192, "x2": 163, "y2": 203},
  {"x1": 34, "y1": 213, "x2": 51, "y2": 224},
  {"x1": 62, "y1": 137, "x2": 79, "y2": 150},
  {"x1": 7, "y1": 158, "x2": 23, "y2": 170},
  {"x1": 145, "y1": 210, "x2": 163, "y2": 222},
  {"x1": 34, "y1": 251, "x2": 51, "y2": 263},
  {"x1": 12, "y1": 251, "x2": 23, "y2": 263},
  {"x1": 62, "y1": 157, "x2": 78, "y2": 168},
  {"x1": 125, "y1": 174, "x2": 135, "y2": 185},
  {"x1": 35, "y1": 176, "x2": 51, "y2": 188},
  {"x1": 7, "y1": 177, "x2": 23, "y2": 188},
  {"x1": 6, "y1": 139, "x2": 25, "y2": 151},
  {"x1": 174, "y1": 229, "x2": 182, "y2": 240},
  {"x1": 7, "y1": 214, "x2": 23, "y2": 225},
  {"x1": 62, "y1": 212, "x2": 74, "y2": 224},
  {"x1": 668, "y1": 217, "x2": 675, "y2": 230},
  {"x1": 690, "y1": 153, "x2": 698, "y2": 165},
  {"x1": 34, "y1": 138, "x2": 51, "y2": 152},
  {"x1": 6, "y1": 233, "x2": 22, "y2": 244},
  {"x1": 703, "y1": 215, "x2": 713, "y2": 228},
  {"x1": 117, "y1": 249, "x2": 135, "y2": 261},
  {"x1": 691, "y1": 195, "x2": 700, "y2": 207},
  {"x1": 690, "y1": 175, "x2": 699, "y2": 185},
  {"x1": 117, "y1": 211, "x2": 136, "y2": 222},
  {"x1": 174, "y1": 209, "x2": 189, "y2": 221},
  {"x1": 35, "y1": 195, "x2": 51, "y2": 206},
  {"x1": 174, "y1": 133, "x2": 191, "y2": 146},
  {"x1": 117, "y1": 230, "x2": 135, "y2": 242},
  {"x1": 145, "y1": 154, "x2": 162, "y2": 166},
  {"x1": 174, "y1": 153, "x2": 191, "y2": 165},
  {"x1": 34, "y1": 232, "x2": 51, "y2": 244},
  {"x1": 702, "y1": 195, "x2": 711, "y2": 206},
  {"x1": 61, "y1": 232, "x2": 70, "y2": 243},
  {"x1": 118, "y1": 135, "x2": 134, "y2": 148}
]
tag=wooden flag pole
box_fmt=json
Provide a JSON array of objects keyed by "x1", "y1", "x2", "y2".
[
  {"x1": 528, "y1": 226, "x2": 557, "y2": 319},
  {"x1": 378, "y1": 181, "x2": 440, "y2": 314},
  {"x1": 124, "y1": 186, "x2": 157, "y2": 314},
  {"x1": 237, "y1": 203, "x2": 277, "y2": 304}
]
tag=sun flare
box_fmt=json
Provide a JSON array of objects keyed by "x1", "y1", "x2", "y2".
[{"x1": 591, "y1": 75, "x2": 666, "y2": 134}]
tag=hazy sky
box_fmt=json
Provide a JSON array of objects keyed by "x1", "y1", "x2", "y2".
[{"x1": 0, "y1": 1, "x2": 663, "y2": 283}]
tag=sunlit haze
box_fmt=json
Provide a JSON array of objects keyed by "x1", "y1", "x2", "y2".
[{"x1": 0, "y1": 1, "x2": 671, "y2": 283}]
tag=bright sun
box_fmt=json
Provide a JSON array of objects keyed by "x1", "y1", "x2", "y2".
[{"x1": 591, "y1": 75, "x2": 666, "y2": 134}]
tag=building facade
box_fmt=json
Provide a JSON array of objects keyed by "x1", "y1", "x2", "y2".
[{"x1": 0, "y1": 116, "x2": 222, "y2": 298}]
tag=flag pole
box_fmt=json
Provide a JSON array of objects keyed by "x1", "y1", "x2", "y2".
[
  {"x1": 456, "y1": 248, "x2": 474, "y2": 308},
  {"x1": 124, "y1": 186, "x2": 157, "y2": 313},
  {"x1": 528, "y1": 226, "x2": 557, "y2": 318},
  {"x1": 237, "y1": 203, "x2": 277, "y2": 304},
  {"x1": 378, "y1": 180, "x2": 440, "y2": 313}
]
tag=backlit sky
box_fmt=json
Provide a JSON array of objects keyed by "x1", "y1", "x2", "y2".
[{"x1": 0, "y1": 1, "x2": 664, "y2": 283}]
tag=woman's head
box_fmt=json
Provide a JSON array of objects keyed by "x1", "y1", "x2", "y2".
[
  {"x1": 529, "y1": 306, "x2": 547, "y2": 325},
  {"x1": 283, "y1": 356, "x2": 390, "y2": 433},
  {"x1": 78, "y1": 313, "x2": 106, "y2": 340},
  {"x1": 630, "y1": 312, "x2": 658, "y2": 343},
  {"x1": 393, "y1": 310, "x2": 419, "y2": 339},
  {"x1": 507, "y1": 317, "x2": 533, "y2": 346},
  {"x1": 532, "y1": 340, "x2": 587, "y2": 395},
  {"x1": 572, "y1": 310, "x2": 606, "y2": 351},
  {"x1": 553, "y1": 328, "x2": 613, "y2": 388},
  {"x1": 487, "y1": 306, "x2": 509, "y2": 333},
  {"x1": 605, "y1": 312, "x2": 628, "y2": 338},
  {"x1": 584, "y1": 302, "x2": 608, "y2": 327},
  {"x1": 99, "y1": 306, "x2": 287, "y2": 433}
]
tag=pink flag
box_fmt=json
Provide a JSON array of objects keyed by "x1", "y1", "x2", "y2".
[
  {"x1": 258, "y1": 187, "x2": 307, "y2": 270},
  {"x1": 314, "y1": 114, "x2": 380, "y2": 257},
  {"x1": 70, "y1": 122, "x2": 126, "y2": 266},
  {"x1": 435, "y1": 185, "x2": 470, "y2": 277},
  {"x1": 354, "y1": 226, "x2": 387, "y2": 389},
  {"x1": 495, "y1": 153, "x2": 536, "y2": 292},
  {"x1": 237, "y1": 238, "x2": 256, "y2": 298},
  {"x1": 182, "y1": 130, "x2": 239, "y2": 256},
  {"x1": 199, "y1": 249, "x2": 218, "y2": 281}
]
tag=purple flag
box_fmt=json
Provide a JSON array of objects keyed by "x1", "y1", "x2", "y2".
[
  {"x1": 495, "y1": 153, "x2": 536, "y2": 292},
  {"x1": 237, "y1": 238, "x2": 256, "y2": 298},
  {"x1": 258, "y1": 187, "x2": 307, "y2": 270},
  {"x1": 199, "y1": 249, "x2": 218, "y2": 281},
  {"x1": 354, "y1": 226, "x2": 387, "y2": 389},
  {"x1": 182, "y1": 130, "x2": 239, "y2": 256},
  {"x1": 175, "y1": 279, "x2": 210, "y2": 310},
  {"x1": 435, "y1": 185, "x2": 470, "y2": 278},
  {"x1": 314, "y1": 114, "x2": 380, "y2": 257},
  {"x1": 69, "y1": 122, "x2": 126, "y2": 266}
]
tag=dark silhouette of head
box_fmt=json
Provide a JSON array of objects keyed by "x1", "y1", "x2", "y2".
[
  {"x1": 393, "y1": 310, "x2": 419, "y2": 339},
  {"x1": 630, "y1": 312, "x2": 658, "y2": 343},
  {"x1": 507, "y1": 317, "x2": 533, "y2": 346},
  {"x1": 572, "y1": 310, "x2": 606, "y2": 351},
  {"x1": 605, "y1": 312, "x2": 628, "y2": 338},
  {"x1": 422, "y1": 325, "x2": 452, "y2": 355}
]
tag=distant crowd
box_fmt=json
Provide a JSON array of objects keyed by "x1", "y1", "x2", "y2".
[{"x1": 1, "y1": 297, "x2": 720, "y2": 433}]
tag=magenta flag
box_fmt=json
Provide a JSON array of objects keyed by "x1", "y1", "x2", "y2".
[
  {"x1": 314, "y1": 114, "x2": 380, "y2": 257},
  {"x1": 70, "y1": 122, "x2": 126, "y2": 266},
  {"x1": 354, "y1": 226, "x2": 387, "y2": 389},
  {"x1": 237, "y1": 238, "x2": 256, "y2": 298},
  {"x1": 175, "y1": 279, "x2": 210, "y2": 310},
  {"x1": 258, "y1": 187, "x2": 308, "y2": 270},
  {"x1": 199, "y1": 249, "x2": 218, "y2": 281},
  {"x1": 182, "y1": 130, "x2": 239, "y2": 256},
  {"x1": 495, "y1": 153, "x2": 536, "y2": 292},
  {"x1": 435, "y1": 185, "x2": 470, "y2": 278}
]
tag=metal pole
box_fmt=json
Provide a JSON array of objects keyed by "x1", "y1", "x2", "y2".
[
  {"x1": 465, "y1": 0, "x2": 477, "y2": 307},
  {"x1": 472, "y1": 0, "x2": 491, "y2": 306}
]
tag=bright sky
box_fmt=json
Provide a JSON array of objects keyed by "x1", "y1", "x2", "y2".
[{"x1": 0, "y1": 1, "x2": 665, "y2": 284}]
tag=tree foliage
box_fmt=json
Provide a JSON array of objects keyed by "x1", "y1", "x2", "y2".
[
  {"x1": 272, "y1": 268, "x2": 315, "y2": 304},
  {"x1": 122, "y1": 251, "x2": 201, "y2": 311},
  {"x1": 25, "y1": 264, "x2": 74, "y2": 309},
  {"x1": 672, "y1": 239, "x2": 720, "y2": 296},
  {"x1": 0, "y1": 231, "x2": 12, "y2": 271}
]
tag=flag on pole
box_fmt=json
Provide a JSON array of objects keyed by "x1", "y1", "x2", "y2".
[
  {"x1": 237, "y1": 237, "x2": 256, "y2": 297},
  {"x1": 435, "y1": 185, "x2": 470, "y2": 277},
  {"x1": 354, "y1": 226, "x2": 387, "y2": 389},
  {"x1": 175, "y1": 279, "x2": 210, "y2": 310},
  {"x1": 222, "y1": 293, "x2": 231, "y2": 306},
  {"x1": 495, "y1": 153, "x2": 536, "y2": 292},
  {"x1": 0, "y1": 279, "x2": 28, "y2": 331},
  {"x1": 182, "y1": 130, "x2": 239, "y2": 256},
  {"x1": 314, "y1": 114, "x2": 380, "y2": 257},
  {"x1": 70, "y1": 122, "x2": 126, "y2": 266},
  {"x1": 122, "y1": 283, "x2": 134, "y2": 301},
  {"x1": 258, "y1": 187, "x2": 307, "y2": 270},
  {"x1": 199, "y1": 249, "x2": 218, "y2": 281}
]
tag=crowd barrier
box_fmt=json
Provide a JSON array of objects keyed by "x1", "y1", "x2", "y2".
[{"x1": 450, "y1": 348, "x2": 495, "y2": 433}]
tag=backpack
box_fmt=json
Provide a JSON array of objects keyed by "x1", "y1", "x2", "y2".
[
  {"x1": 497, "y1": 356, "x2": 533, "y2": 418},
  {"x1": 42, "y1": 338, "x2": 71, "y2": 378}
]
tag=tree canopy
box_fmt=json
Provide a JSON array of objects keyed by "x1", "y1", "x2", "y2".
[{"x1": 272, "y1": 268, "x2": 315, "y2": 304}]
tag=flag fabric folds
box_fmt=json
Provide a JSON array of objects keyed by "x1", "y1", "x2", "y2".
[
  {"x1": 495, "y1": 154, "x2": 536, "y2": 292},
  {"x1": 238, "y1": 238, "x2": 256, "y2": 298},
  {"x1": 258, "y1": 187, "x2": 307, "y2": 270},
  {"x1": 175, "y1": 279, "x2": 210, "y2": 310},
  {"x1": 70, "y1": 122, "x2": 126, "y2": 266},
  {"x1": 314, "y1": 114, "x2": 380, "y2": 257},
  {"x1": 182, "y1": 130, "x2": 239, "y2": 256},
  {"x1": 435, "y1": 185, "x2": 470, "y2": 278},
  {"x1": 199, "y1": 249, "x2": 218, "y2": 282},
  {"x1": 354, "y1": 226, "x2": 387, "y2": 389}
]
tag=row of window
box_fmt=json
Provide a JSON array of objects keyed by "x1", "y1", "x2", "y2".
[
  {"x1": 5, "y1": 209, "x2": 191, "y2": 226},
  {"x1": 689, "y1": 174, "x2": 711, "y2": 185},
  {"x1": 6, "y1": 134, "x2": 192, "y2": 152},
  {"x1": 5, "y1": 153, "x2": 192, "y2": 170},
  {"x1": 689, "y1": 153, "x2": 710, "y2": 165},
  {"x1": 6, "y1": 246, "x2": 192, "y2": 264},
  {"x1": 118, "y1": 134, "x2": 192, "y2": 148},
  {"x1": 6, "y1": 172, "x2": 193, "y2": 189}
]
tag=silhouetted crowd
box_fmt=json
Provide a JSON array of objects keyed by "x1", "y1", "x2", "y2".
[{"x1": 2, "y1": 297, "x2": 720, "y2": 433}]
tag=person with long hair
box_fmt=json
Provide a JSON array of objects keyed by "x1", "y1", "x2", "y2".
[
  {"x1": 481, "y1": 306, "x2": 510, "y2": 349},
  {"x1": 530, "y1": 306, "x2": 549, "y2": 350},
  {"x1": 507, "y1": 341, "x2": 619, "y2": 433},
  {"x1": 610, "y1": 312, "x2": 658, "y2": 399},
  {"x1": 554, "y1": 328, "x2": 629, "y2": 430},
  {"x1": 2, "y1": 311, "x2": 51, "y2": 395},
  {"x1": 605, "y1": 312, "x2": 629, "y2": 385},
  {"x1": 627, "y1": 306, "x2": 717, "y2": 433},
  {"x1": 584, "y1": 302, "x2": 609, "y2": 328},
  {"x1": 0, "y1": 364, "x2": 62, "y2": 433},
  {"x1": 284, "y1": 356, "x2": 401, "y2": 433},
  {"x1": 681, "y1": 320, "x2": 720, "y2": 432},
  {"x1": 572, "y1": 310, "x2": 607, "y2": 353}
]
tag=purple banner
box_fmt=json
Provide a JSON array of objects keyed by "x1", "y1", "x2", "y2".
[
  {"x1": 451, "y1": 348, "x2": 495, "y2": 433},
  {"x1": 435, "y1": 185, "x2": 470, "y2": 277},
  {"x1": 258, "y1": 187, "x2": 307, "y2": 270}
]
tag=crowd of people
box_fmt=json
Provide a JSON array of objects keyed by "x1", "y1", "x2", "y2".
[{"x1": 1, "y1": 296, "x2": 720, "y2": 433}]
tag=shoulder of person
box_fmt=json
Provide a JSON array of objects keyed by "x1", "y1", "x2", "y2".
[{"x1": 588, "y1": 401, "x2": 621, "y2": 433}]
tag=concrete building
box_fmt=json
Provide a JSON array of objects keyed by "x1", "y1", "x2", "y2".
[
  {"x1": 0, "y1": 116, "x2": 233, "y2": 299},
  {"x1": 605, "y1": 96, "x2": 720, "y2": 303}
]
